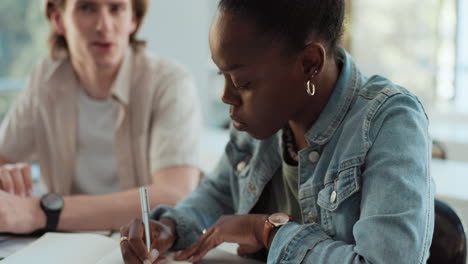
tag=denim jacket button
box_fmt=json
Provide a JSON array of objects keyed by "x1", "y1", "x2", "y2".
[
  {"x1": 247, "y1": 183, "x2": 257, "y2": 193},
  {"x1": 236, "y1": 161, "x2": 246, "y2": 171},
  {"x1": 308, "y1": 151, "x2": 320, "y2": 163},
  {"x1": 330, "y1": 190, "x2": 337, "y2": 203}
]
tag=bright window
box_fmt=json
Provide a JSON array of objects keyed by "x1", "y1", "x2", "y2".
[
  {"x1": 349, "y1": 0, "x2": 465, "y2": 111},
  {"x1": 0, "y1": 0, "x2": 48, "y2": 119},
  {"x1": 455, "y1": 0, "x2": 468, "y2": 108}
]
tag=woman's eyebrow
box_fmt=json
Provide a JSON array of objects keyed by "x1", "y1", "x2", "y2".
[{"x1": 213, "y1": 59, "x2": 246, "y2": 72}]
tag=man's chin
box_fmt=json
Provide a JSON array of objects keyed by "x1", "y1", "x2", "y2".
[
  {"x1": 93, "y1": 57, "x2": 122, "y2": 70},
  {"x1": 90, "y1": 50, "x2": 123, "y2": 68}
]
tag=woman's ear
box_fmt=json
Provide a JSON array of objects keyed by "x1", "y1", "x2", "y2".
[
  {"x1": 50, "y1": 9, "x2": 66, "y2": 35},
  {"x1": 300, "y1": 42, "x2": 326, "y2": 77}
]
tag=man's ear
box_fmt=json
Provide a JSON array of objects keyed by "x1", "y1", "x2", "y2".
[
  {"x1": 300, "y1": 42, "x2": 326, "y2": 78},
  {"x1": 130, "y1": 16, "x2": 138, "y2": 34},
  {"x1": 50, "y1": 10, "x2": 66, "y2": 35}
]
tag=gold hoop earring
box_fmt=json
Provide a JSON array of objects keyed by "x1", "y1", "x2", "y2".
[
  {"x1": 306, "y1": 80, "x2": 315, "y2": 96},
  {"x1": 306, "y1": 70, "x2": 318, "y2": 96}
]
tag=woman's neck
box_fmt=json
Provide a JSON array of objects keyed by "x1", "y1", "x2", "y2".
[
  {"x1": 289, "y1": 57, "x2": 341, "y2": 150},
  {"x1": 71, "y1": 58, "x2": 122, "y2": 100}
]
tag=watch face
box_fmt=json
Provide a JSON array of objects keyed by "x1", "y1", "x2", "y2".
[
  {"x1": 42, "y1": 193, "x2": 64, "y2": 211},
  {"x1": 269, "y1": 213, "x2": 290, "y2": 226}
]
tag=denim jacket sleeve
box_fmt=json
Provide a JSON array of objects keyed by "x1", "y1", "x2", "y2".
[
  {"x1": 268, "y1": 93, "x2": 434, "y2": 263},
  {"x1": 150, "y1": 152, "x2": 237, "y2": 250}
]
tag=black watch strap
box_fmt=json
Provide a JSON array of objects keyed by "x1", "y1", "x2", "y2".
[
  {"x1": 40, "y1": 193, "x2": 64, "y2": 232},
  {"x1": 42, "y1": 208, "x2": 61, "y2": 231}
]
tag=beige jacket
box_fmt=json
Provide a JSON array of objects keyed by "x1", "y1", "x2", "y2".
[{"x1": 0, "y1": 49, "x2": 202, "y2": 195}]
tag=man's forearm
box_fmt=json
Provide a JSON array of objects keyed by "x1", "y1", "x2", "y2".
[
  {"x1": 57, "y1": 167, "x2": 200, "y2": 231},
  {"x1": 58, "y1": 184, "x2": 178, "y2": 231}
]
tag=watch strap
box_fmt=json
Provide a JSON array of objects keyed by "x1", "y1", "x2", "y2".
[
  {"x1": 43, "y1": 209, "x2": 61, "y2": 231},
  {"x1": 262, "y1": 214, "x2": 291, "y2": 249},
  {"x1": 262, "y1": 219, "x2": 275, "y2": 249},
  {"x1": 40, "y1": 194, "x2": 63, "y2": 232}
]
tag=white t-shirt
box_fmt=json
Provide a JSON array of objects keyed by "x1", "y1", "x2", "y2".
[{"x1": 72, "y1": 90, "x2": 119, "y2": 195}]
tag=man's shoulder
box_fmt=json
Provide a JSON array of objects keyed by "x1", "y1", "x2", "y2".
[
  {"x1": 26, "y1": 56, "x2": 71, "y2": 95},
  {"x1": 132, "y1": 50, "x2": 191, "y2": 81}
]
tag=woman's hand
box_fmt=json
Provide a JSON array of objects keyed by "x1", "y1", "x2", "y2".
[
  {"x1": 174, "y1": 214, "x2": 268, "y2": 263},
  {"x1": 120, "y1": 218, "x2": 177, "y2": 264}
]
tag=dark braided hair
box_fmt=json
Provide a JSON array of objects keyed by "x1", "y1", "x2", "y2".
[{"x1": 218, "y1": 0, "x2": 345, "y2": 56}]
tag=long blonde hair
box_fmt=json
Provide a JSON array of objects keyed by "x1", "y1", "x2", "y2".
[{"x1": 44, "y1": 0, "x2": 148, "y2": 60}]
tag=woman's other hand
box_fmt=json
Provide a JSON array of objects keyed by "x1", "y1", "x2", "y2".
[{"x1": 174, "y1": 214, "x2": 267, "y2": 263}]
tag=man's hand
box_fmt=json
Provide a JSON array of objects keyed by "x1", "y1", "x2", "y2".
[
  {"x1": 0, "y1": 163, "x2": 32, "y2": 197},
  {"x1": 120, "y1": 218, "x2": 177, "y2": 264},
  {"x1": 174, "y1": 214, "x2": 268, "y2": 263},
  {"x1": 0, "y1": 190, "x2": 45, "y2": 233}
]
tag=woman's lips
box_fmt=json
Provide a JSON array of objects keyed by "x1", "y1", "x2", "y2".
[{"x1": 231, "y1": 116, "x2": 248, "y2": 131}]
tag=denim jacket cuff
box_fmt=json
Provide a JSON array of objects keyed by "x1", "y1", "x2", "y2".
[
  {"x1": 268, "y1": 222, "x2": 331, "y2": 263},
  {"x1": 150, "y1": 205, "x2": 200, "y2": 251}
]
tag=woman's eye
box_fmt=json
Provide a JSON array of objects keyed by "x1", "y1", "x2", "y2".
[
  {"x1": 219, "y1": 71, "x2": 251, "y2": 90},
  {"x1": 236, "y1": 82, "x2": 251, "y2": 90}
]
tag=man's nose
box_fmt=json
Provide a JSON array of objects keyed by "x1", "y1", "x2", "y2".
[{"x1": 95, "y1": 9, "x2": 112, "y2": 34}]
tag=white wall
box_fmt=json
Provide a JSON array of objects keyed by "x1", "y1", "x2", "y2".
[
  {"x1": 455, "y1": 0, "x2": 468, "y2": 106},
  {"x1": 138, "y1": 0, "x2": 228, "y2": 127}
]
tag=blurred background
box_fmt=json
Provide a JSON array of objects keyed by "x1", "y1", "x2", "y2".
[
  {"x1": 0, "y1": 0, "x2": 467, "y2": 170},
  {"x1": 0, "y1": 0, "x2": 466, "y2": 125},
  {"x1": 1, "y1": 1, "x2": 468, "y2": 259},
  {"x1": 1, "y1": 1, "x2": 467, "y2": 149}
]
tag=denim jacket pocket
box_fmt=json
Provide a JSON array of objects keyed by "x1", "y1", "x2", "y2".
[
  {"x1": 316, "y1": 166, "x2": 361, "y2": 236},
  {"x1": 317, "y1": 166, "x2": 361, "y2": 211}
]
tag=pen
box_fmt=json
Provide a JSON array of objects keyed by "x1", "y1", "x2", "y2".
[{"x1": 139, "y1": 187, "x2": 151, "y2": 252}]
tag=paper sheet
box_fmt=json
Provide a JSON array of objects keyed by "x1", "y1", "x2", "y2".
[{"x1": 2, "y1": 233, "x2": 265, "y2": 264}]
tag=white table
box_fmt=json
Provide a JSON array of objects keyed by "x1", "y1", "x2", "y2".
[
  {"x1": 2, "y1": 159, "x2": 466, "y2": 262},
  {"x1": 431, "y1": 159, "x2": 468, "y2": 233},
  {"x1": 0, "y1": 232, "x2": 264, "y2": 263},
  {"x1": 432, "y1": 159, "x2": 468, "y2": 200}
]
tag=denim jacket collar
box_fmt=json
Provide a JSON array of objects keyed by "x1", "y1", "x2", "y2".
[
  {"x1": 305, "y1": 48, "x2": 364, "y2": 147},
  {"x1": 249, "y1": 49, "x2": 363, "y2": 189}
]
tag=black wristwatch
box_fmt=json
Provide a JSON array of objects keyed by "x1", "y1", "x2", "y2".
[{"x1": 40, "y1": 193, "x2": 64, "y2": 232}]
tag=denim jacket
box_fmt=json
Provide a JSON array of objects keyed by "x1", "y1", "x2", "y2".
[{"x1": 152, "y1": 49, "x2": 434, "y2": 264}]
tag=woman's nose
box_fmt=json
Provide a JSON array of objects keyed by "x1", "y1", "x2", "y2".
[{"x1": 221, "y1": 81, "x2": 241, "y2": 106}]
